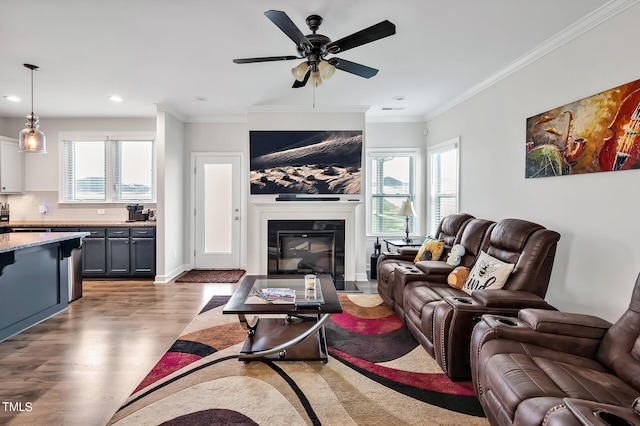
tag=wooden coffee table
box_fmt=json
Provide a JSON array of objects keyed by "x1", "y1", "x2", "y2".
[{"x1": 223, "y1": 274, "x2": 343, "y2": 362}]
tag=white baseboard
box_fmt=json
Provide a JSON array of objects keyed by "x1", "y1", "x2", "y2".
[
  {"x1": 355, "y1": 272, "x2": 369, "y2": 282},
  {"x1": 154, "y1": 263, "x2": 190, "y2": 284}
]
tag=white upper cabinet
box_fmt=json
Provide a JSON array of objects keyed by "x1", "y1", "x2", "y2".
[{"x1": 0, "y1": 137, "x2": 25, "y2": 194}]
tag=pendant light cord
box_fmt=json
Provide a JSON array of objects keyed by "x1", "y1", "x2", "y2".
[{"x1": 30, "y1": 67, "x2": 34, "y2": 116}]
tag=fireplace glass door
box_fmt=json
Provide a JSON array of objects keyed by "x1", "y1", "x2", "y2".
[{"x1": 277, "y1": 232, "x2": 336, "y2": 277}]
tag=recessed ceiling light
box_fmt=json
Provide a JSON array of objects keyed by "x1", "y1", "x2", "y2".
[
  {"x1": 3, "y1": 95, "x2": 20, "y2": 102},
  {"x1": 195, "y1": 96, "x2": 207, "y2": 101},
  {"x1": 109, "y1": 95, "x2": 123, "y2": 102},
  {"x1": 392, "y1": 96, "x2": 405, "y2": 101}
]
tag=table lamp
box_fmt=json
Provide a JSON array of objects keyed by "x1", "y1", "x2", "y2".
[{"x1": 398, "y1": 200, "x2": 417, "y2": 242}]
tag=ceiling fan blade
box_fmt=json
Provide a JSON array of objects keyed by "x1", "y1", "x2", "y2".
[
  {"x1": 329, "y1": 58, "x2": 379, "y2": 78},
  {"x1": 233, "y1": 55, "x2": 299, "y2": 64},
  {"x1": 292, "y1": 70, "x2": 310, "y2": 88},
  {"x1": 264, "y1": 10, "x2": 312, "y2": 52},
  {"x1": 327, "y1": 20, "x2": 396, "y2": 54}
]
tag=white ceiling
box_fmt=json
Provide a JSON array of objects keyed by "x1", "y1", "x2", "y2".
[{"x1": 0, "y1": 0, "x2": 625, "y2": 122}]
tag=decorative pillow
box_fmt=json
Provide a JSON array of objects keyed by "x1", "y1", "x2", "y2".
[
  {"x1": 447, "y1": 266, "x2": 470, "y2": 289},
  {"x1": 462, "y1": 251, "x2": 515, "y2": 295},
  {"x1": 413, "y1": 238, "x2": 444, "y2": 263}
]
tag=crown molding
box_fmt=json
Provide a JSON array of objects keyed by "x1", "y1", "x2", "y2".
[
  {"x1": 246, "y1": 105, "x2": 370, "y2": 114},
  {"x1": 425, "y1": 0, "x2": 639, "y2": 121},
  {"x1": 155, "y1": 103, "x2": 187, "y2": 122},
  {"x1": 186, "y1": 115, "x2": 248, "y2": 123},
  {"x1": 365, "y1": 115, "x2": 426, "y2": 123}
]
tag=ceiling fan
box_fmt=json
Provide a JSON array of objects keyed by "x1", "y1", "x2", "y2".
[{"x1": 233, "y1": 10, "x2": 396, "y2": 88}]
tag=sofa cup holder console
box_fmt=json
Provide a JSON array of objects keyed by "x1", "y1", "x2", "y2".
[
  {"x1": 593, "y1": 410, "x2": 635, "y2": 426},
  {"x1": 453, "y1": 297, "x2": 473, "y2": 304},
  {"x1": 496, "y1": 318, "x2": 518, "y2": 327}
]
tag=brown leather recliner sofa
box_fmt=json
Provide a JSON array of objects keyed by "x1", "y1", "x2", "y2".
[
  {"x1": 471, "y1": 273, "x2": 640, "y2": 426},
  {"x1": 378, "y1": 216, "x2": 561, "y2": 381},
  {"x1": 376, "y1": 212, "x2": 474, "y2": 309}
]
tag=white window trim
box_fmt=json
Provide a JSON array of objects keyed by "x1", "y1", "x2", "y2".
[
  {"x1": 58, "y1": 131, "x2": 156, "y2": 204},
  {"x1": 427, "y1": 136, "x2": 460, "y2": 236},
  {"x1": 366, "y1": 147, "x2": 422, "y2": 237}
]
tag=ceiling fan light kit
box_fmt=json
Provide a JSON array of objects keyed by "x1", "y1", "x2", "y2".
[
  {"x1": 318, "y1": 60, "x2": 336, "y2": 80},
  {"x1": 233, "y1": 10, "x2": 395, "y2": 88},
  {"x1": 291, "y1": 62, "x2": 309, "y2": 82}
]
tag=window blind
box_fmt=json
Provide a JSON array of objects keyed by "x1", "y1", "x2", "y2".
[
  {"x1": 370, "y1": 154, "x2": 417, "y2": 235},
  {"x1": 61, "y1": 137, "x2": 154, "y2": 202},
  {"x1": 428, "y1": 139, "x2": 459, "y2": 235}
]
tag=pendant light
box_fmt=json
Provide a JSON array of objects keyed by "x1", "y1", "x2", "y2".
[{"x1": 18, "y1": 64, "x2": 46, "y2": 153}]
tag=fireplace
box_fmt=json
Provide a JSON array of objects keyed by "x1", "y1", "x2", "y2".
[{"x1": 268, "y1": 220, "x2": 346, "y2": 289}]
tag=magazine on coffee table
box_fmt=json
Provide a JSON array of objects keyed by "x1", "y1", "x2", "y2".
[{"x1": 251, "y1": 288, "x2": 296, "y2": 304}]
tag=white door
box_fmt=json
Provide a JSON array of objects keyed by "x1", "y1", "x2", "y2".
[{"x1": 194, "y1": 154, "x2": 242, "y2": 269}]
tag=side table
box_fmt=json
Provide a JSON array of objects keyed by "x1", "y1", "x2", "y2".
[{"x1": 383, "y1": 238, "x2": 423, "y2": 252}]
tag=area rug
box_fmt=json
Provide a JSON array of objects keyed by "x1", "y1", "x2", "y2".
[
  {"x1": 175, "y1": 269, "x2": 246, "y2": 283},
  {"x1": 108, "y1": 294, "x2": 488, "y2": 425}
]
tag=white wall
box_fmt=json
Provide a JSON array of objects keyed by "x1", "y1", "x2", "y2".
[
  {"x1": 426, "y1": 5, "x2": 640, "y2": 322},
  {"x1": 155, "y1": 109, "x2": 186, "y2": 282},
  {"x1": 184, "y1": 110, "x2": 370, "y2": 279},
  {"x1": 0, "y1": 117, "x2": 156, "y2": 221},
  {"x1": 364, "y1": 121, "x2": 426, "y2": 273},
  {"x1": 184, "y1": 121, "x2": 248, "y2": 272},
  {"x1": 248, "y1": 111, "x2": 367, "y2": 280}
]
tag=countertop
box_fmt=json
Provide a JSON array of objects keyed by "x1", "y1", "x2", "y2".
[
  {"x1": 0, "y1": 232, "x2": 89, "y2": 253},
  {"x1": 0, "y1": 221, "x2": 156, "y2": 228}
]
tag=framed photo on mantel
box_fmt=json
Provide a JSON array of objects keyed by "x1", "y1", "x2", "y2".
[{"x1": 526, "y1": 77, "x2": 640, "y2": 178}]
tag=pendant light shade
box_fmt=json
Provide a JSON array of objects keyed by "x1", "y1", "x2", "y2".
[{"x1": 19, "y1": 64, "x2": 46, "y2": 154}]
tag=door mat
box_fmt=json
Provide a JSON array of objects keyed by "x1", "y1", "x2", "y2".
[{"x1": 175, "y1": 269, "x2": 246, "y2": 283}]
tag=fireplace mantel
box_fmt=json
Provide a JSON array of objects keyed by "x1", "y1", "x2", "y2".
[{"x1": 251, "y1": 200, "x2": 363, "y2": 281}]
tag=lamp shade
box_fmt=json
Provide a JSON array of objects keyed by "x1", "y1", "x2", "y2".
[
  {"x1": 291, "y1": 62, "x2": 309, "y2": 82},
  {"x1": 19, "y1": 114, "x2": 46, "y2": 153},
  {"x1": 398, "y1": 200, "x2": 417, "y2": 217},
  {"x1": 19, "y1": 64, "x2": 46, "y2": 153},
  {"x1": 318, "y1": 60, "x2": 335, "y2": 80}
]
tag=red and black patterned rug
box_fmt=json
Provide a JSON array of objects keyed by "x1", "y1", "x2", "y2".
[{"x1": 108, "y1": 294, "x2": 487, "y2": 425}]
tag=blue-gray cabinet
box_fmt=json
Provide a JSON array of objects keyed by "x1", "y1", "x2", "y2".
[{"x1": 77, "y1": 226, "x2": 155, "y2": 278}]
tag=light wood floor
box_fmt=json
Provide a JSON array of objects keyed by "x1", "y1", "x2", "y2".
[
  {"x1": 0, "y1": 278, "x2": 378, "y2": 426},
  {"x1": 0, "y1": 279, "x2": 236, "y2": 426}
]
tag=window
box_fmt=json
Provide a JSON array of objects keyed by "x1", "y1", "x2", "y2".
[
  {"x1": 113, "y1": 140, "x2": 154, "y2": 201},
  {"x1": 369, "y1": 150, "x2": 419, "y2": 235},
  {"x1": 427, "y1": 137, "x2": 459, "y2": 236},
  {"x1": 61, "y1": 134, "x2": 155, "y2": 202},
  {"x1": 63, "y1": 141, "x2": 106, "y2": 201}
]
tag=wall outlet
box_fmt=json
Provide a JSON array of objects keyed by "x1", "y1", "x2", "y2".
[
  {"x1": 97, "y1": 209, "x2": 106, "y2": 215},
  {"x1": 173, "y1": 249, "x2": 177, "y2": 259}
]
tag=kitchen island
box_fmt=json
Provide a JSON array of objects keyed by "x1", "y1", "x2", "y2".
[{"x1": 0, "y1": 232, "x2": 87, "y2": 342}]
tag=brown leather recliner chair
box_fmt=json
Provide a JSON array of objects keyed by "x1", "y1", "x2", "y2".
[
  {"x1": 470, "y1": 273, "x2": 640, "y2": 426},
  {"x1": 393, "y1": 218, "x2": 495, "y2": 322},
  {"x1": 403, "y1": 218, "x2": 561, "y2": 380},
  {"x1": 376, "y1": 213, "x2": 474, "y2": 309}
]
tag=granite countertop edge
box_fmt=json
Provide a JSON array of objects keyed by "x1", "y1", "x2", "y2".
[
  {"x1": 0, "y1": 232, "x2": 90, "y2": 253},
  {"x1": 0, "y1": 221, "x2": 157, "y2": 228}
]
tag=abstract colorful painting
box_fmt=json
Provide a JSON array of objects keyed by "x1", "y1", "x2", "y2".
[{"x1": 526, "y1": 78, "x2": 640, "y2": 178}]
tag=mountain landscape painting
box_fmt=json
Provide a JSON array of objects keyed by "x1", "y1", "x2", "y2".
[{"x1": 250, "y1": 130, "x2": 363, "y2": 195}]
